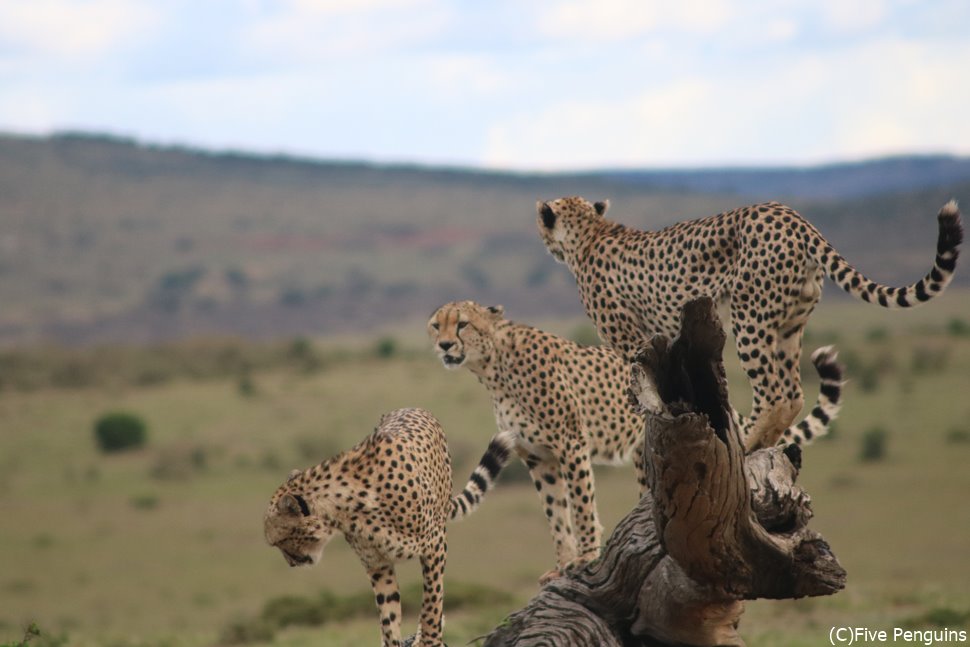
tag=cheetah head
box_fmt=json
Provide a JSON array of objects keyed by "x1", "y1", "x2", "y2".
[
  {"x1": 427, "y1": 300, "x2": 504, "y2": 371},
  {"x1": 264, "y1": 471, "x2": 338, "y2": 568},
  {"x1": 536, "y1": 196, "x2": 610, "y2": 264}
]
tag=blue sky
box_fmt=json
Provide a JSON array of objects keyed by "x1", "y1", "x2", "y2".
[{"x1": 1, "y1": 0, "x2": 968, "y2": 170}]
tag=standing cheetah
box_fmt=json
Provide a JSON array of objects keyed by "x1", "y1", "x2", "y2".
[
  {"x1": 427, "y1": 301, "x2": 843, "y2": 580},
  {"x1": 264, "y1": 407, "x2": 513, "y2": 647},
  {"x1": 537, "y1": 197, "x2": 962, "y2": 449}
]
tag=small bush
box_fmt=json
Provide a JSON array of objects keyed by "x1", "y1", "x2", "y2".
[
  {"x1": 93, "y1": 412, "x2": 147, "y2": 453},
  {"x1": 901, "y1": 606, "x2": 970, "y2": 629},
  {"x1": 945, "y1": 428, "x2": 970, "y2": 445},
  {"x1": 130, "y1": 494, "x2": 160, "y2": 511},
  {"x1": 374, "y1": 337, "x2": 397, "y2": 359},
  {"x1": 946, "y1": 318, "x2": 970, "y2": 337},
  {"x1": 236, "y1": 371, "x2": 257, "y2": 398},
  {"x1": 260, "y1": 590, "x2": 373, "y2": 628},
  {"x1": 0, "y1": 624, "x2": 68, "y2": 647},
  {"x1": 435, "y1": 581, "x2": 515, "y2": 611},
  {"x1": 288, "y1": 337, "x2": 323, "y2": 372},
  {"x1": 857, "y1": 365, "x2": 881, "y2": 393},
  {"x1": 222, "y1": 582, "x2": 512, "y2": 643},
  {"x1": 219, "y1": 618, "x2": 275, "y2": 645},
  {"x1": 859, "y1": 426, "x2": 888, "y2": 462},
  {"x1": 910, "y1": 346, "x2": 948, "y2": 375},
  {"x1": 262, "y1": 593, "x2": 333, "y2": 627},
  {"x1": 865, "y1": 326, "x2": 888, "y2": 342}
]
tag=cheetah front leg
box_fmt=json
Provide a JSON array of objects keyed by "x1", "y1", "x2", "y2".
[
  {"x1": 765, "y1": 272, "x2": 824, "y2": 446},
  {"x1": 516, "y1": 446, "x2": 579, "y2": 582},
  {"x1": 561, "y1": 437, "x2": 603, "y2": 567},
  {"x1": 417, "y1": 527, "x2": 447, "y2": 647},
  {"x1": 366, "y1": 563, "x2": 403, "y2": 647}
]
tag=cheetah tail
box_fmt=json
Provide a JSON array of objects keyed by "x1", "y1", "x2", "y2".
[
  {"x1": 777, "y1": 345, "x2": 844, "y2": 447},
  {"x1": 815, "y1": 200, "x2": 962, "y2": 308},
  {"x1": 449, "y1": 431, "x2": 515, "y2": 522}
]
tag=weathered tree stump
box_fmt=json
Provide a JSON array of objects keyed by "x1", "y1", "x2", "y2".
[{"x1": 482, "y1": 297, "x2": 845, "y2": 647}]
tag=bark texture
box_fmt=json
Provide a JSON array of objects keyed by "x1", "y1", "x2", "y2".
[{"x1": 482, "y1": 297, "x2": 846, "y2": 647}]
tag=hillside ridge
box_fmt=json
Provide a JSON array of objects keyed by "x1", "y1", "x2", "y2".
[{"x1": 0, "y1": 131, "x2": 966, "y2": 345}]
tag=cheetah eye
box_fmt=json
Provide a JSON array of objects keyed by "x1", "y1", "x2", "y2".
[
  {"x1": 431, "y1": 322, "x2": 440, "y2": 330},
  {"x1": 457, "y1": 321, "x2": 469, "y2": 331},
  {"x1": 293, "y1": 494, "x2": 311, "y2": 517}
]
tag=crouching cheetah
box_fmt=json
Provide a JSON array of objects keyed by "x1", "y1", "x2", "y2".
[
  {"x1": 427, "y1": 301, "x2": 843, "y2": 580},
  {"x1": 264, "y1": 407, "x2": 513, "y2": 647},
  {"x1": 537, "y1": 196, "x2": 962, "y2": 449}
]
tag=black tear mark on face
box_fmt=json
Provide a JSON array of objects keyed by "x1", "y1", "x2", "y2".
[
  {"x1": 294, "y1": 494, "x2": 311, "y2": 516},
  {"x1": 540, "y1": 203, "x2": 556, "y2": 229}
]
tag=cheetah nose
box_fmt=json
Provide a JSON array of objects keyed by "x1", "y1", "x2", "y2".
[{"x1": 439, "y1": 341, "x2": 455, "y2": 351}]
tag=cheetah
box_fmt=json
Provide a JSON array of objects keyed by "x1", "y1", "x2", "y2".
[
  {"x1": 537, "y1": 196, "x2": 962, "y2": 449},
  {"x1": 427, "y1": 300, "x2": 843, "y2": 580},
  {"x1": 264, "y1": 407, "x2": 513, "y2": 647}
]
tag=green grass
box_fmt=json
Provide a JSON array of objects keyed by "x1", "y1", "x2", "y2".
[{"x1": 1, "y1": 295, "x2": 970, "y2": 646}]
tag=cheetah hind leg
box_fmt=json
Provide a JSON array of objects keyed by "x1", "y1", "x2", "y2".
[
  {"x1": 538, "y1": 441, "x2": 603, "y2": 585},
  {"x1": 730, "y1": 319, "x2": 786, "y2": 451},
  {"x1": 517, "y1": 447, "x2": 579, "y2": 584},
  {"x1": 736, "y1": 343, "x2": 842, "y2": 450},
  {"x1": 533, "y1": 458, "x2": 580, "y2": 583},
  {"x1": 761, "y1": 323, "x2": 809, "y2": 447},
  {"x1": 416, "y1": 526, "x2": 447, "y2": 647},
  {"x1": 760, "y1": 274, "x2": 822, "y2": 447}
]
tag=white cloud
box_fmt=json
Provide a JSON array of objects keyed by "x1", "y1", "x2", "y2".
[
  {"x1": 0, "y1": 0, "x2": 158, "y2": 60},
  {"x1": 1, "y1": 1, "x2": 968, "y2": 169},
  {"x1": 537, "y1": 0, "x2": 733, "y2": 41},
  {"x1": 426, "y1": 55, "x2": 511, "y2": 96},
  {"x1": 482, "y1": 37, "x2": 970, "y2": 169},
  {"x1": 242, "y1": 0, "x2": 448, "y2": 61},
  {"x1": 822, "y1": 38, "x2": 970, "y2": 158},
  {"x1": 816, "y1": 0, "x2": 888, "y2": 32},
  {"x1": 764, "y1": 18, "x2": 798, "y2": 42},
  {"x1": 484, "y1": 80, "x2": 719, "y2": 170}
]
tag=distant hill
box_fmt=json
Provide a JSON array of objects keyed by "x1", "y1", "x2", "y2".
[
  {"x1": 601, "y1": 156, "x2": 970, "y2": 200},
  {"x1": 0, "y1": 131, "x2": 967, "y2": 345}
]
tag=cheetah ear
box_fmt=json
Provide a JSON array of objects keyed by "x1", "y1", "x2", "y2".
[
  {"x1": 287, "y1": 469, "x2": 301, "y2": 482},
  {"x1": 594, "y1": 200, "x2": 610, "y2": 216},
  {"x1": 486, "y1": 305, "x2": 504, "y2": 318},
  {"x1": 537, "y1": 201, "x2": 556, "y2": 229}
]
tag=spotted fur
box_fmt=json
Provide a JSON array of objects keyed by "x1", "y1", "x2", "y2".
[
  {"x1": 427, "y1": 301, "x2": 843, "y2": 579},
  {"x1": 264, "y1": 407, "x2": 512, "y2": 647},
  {"x1": 537, "y1": 197, "x2": 960, "y2": 449}
]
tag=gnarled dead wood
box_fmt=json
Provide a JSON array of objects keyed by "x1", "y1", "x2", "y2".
[{"x1": 482, "y1": 297, "x2": 845, "y2": 647}]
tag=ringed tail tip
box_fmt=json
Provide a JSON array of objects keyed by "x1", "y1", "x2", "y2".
[{"x1": 940, "y1": 199, "x2": 960, "y2": 218}]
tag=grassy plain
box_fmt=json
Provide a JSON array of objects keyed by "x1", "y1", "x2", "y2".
[{"x1": 1, "y1": 293, "x2": 970, "y2": 646}]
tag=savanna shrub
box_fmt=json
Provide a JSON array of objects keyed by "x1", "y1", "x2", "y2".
[
  {"x1": 93, "y1": 411, "x2": 147, "y2": 453},
  {"x1": 859, "y1": 426, "x2": 888, "y2": 462},
  {"x1": 374, "y1": 336, "x2": 397, "y2": 359}
]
